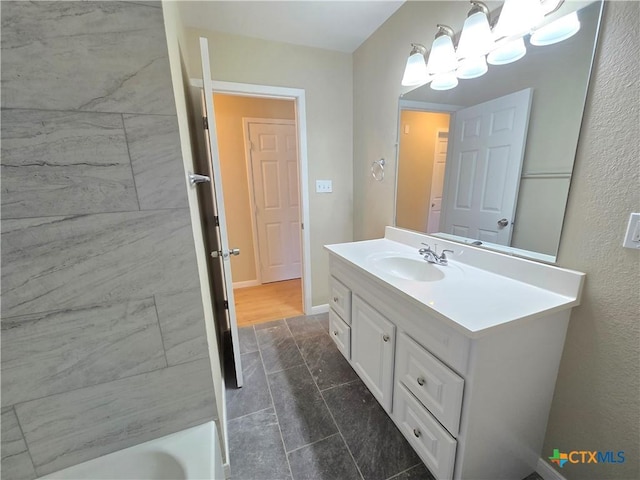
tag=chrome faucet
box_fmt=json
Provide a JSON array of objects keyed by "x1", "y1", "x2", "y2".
[{"x1": 418, "y1": 243, "x2": 454, "y2": 266}]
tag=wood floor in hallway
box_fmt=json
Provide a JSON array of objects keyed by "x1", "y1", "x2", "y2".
[{"x1": 234, "y1": 278, "x2": 303, "y2": 327}]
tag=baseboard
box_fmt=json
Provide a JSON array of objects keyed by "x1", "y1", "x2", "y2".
[
  {"x1": 310, "y1": 304, "x2": 329, "y2": 315},
  {"x1": 537, "y1": 458, "x2": 567, "y2": 480},
  {"x1": 232, "y1": 280, "x2": 260, "y2": 289}
]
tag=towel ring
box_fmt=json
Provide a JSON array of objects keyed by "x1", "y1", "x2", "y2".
[{"x1": 371, "y1": 158, "x2": 385, "y2": 181}]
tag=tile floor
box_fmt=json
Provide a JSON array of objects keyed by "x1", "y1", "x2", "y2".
[{"x1": 226, "y1": 313, "x2": 544, "y2": 480}]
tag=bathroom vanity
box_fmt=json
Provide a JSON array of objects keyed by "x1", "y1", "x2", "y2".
[{"x1": 325, "y1": 227, "x2": 584, "y2": 480}]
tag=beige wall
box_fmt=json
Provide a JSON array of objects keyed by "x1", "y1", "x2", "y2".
[
  {"x1": 543, "y1": 2, "x2": 639, "y2": 478},
  {"x1": 396, "y1": 111, "x2": 450, "y2": 232},
  {"x1": 181, "y1": 26, "x2": 353, "y2": 307},
  {"x1": 213, "y1": 94, "x2": 295, "y2": 284},
  {"x1": 354, "y1": 1, "x2": 639, "y2": 478}
]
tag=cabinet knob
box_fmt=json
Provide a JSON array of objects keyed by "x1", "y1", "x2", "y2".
[
  {"x1": 417, "y1": 377, "x2": 426, "y2": 386},
  {"x1": 382, "y1": 334, "x2": 390, "y2": 342},
  {"x1": 413, "y1": 428, "x2": 421, "y2": 438},
  {"x1": 332, "y1": 330, "x2": 339, "y2": 336},
  {"x1": 333, "y1": 296, "x2": 339, "y2": 303}
]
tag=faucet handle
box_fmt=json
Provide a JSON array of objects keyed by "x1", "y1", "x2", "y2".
[{"x1": 419, "y1": 243, "x2": 433, "y2": 255}]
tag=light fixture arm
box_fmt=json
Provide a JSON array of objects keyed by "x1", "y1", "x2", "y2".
[
  {"x1": 435, "y1": 24, "x2": 455, "y2": 39},
  {"x1": 409, "y1": 43, "x2": 427, "y2": 56},
  {"x1": 468, "y1": 1, "x2": 490, "y2": 18}
]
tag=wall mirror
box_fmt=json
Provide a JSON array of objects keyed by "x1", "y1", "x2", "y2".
[{"x1": 395, "y1": 0, "x2": 603, "y2": 263}]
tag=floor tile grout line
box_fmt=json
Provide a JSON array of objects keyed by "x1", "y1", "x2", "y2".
[
  {"x1": 319, "y1": 378, "x2": 361, "y2": 393},
  {"x1": 384, "y1": 462, "x2": 426, "y2": 480},
  {"x1": 226, "y1": 405, "x2": 274, "y2": 423},
  {"x1": 256, "y1": 331, "x2": 295, "y2": 480},
  {"x1": 284, "y1": 432, "x2": 343, "y2": 455},
  {"x1": 286, "y1": 319, "x2": 366, "y2": 480}
]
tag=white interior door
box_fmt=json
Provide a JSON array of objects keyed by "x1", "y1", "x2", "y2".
[
  {"x1": 441, "y1": 88, "x2": 533, "y2": 245},
  {"x1": 248, "y1": 121, "x2": 301, "y2": 283},
  {"x1": 198, "y1": 37, "x2": 243, "y2": 387},
  {"x1": 427, "y1": 129, "x2": 448, "y2": 233}
]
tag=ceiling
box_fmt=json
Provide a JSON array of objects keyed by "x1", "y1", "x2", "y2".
[{"x1": 177, "y1": 1, "x2": 405, "y2": 53}]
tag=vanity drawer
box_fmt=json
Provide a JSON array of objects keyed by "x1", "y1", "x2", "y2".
[
  {"x1": 394, "y1": 383, "x2": 457, "y2": 480},
  {"x1": 329, "y1": 276, "x2": 351, "y2": 324},
  {"x1": 396, "y1": 333, "x2": 464, "y2": 437},
  {"x1": 329, "y1": 309, "x2": 351, "y2": 359}
]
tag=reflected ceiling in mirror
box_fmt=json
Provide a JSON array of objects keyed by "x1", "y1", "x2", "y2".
[{"x1": 395, "y1": 1, "x2": 603, "y2": 263}]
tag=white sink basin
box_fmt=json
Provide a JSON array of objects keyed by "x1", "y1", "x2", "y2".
[{"x1": 372, "y1": 255, "x2": 445, "y2": 282}]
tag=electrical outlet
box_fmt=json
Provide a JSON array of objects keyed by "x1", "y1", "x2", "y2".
[
  {"x1": 623, "y1": 213, "x2": 640, "y2": 249},
  {"x1": 315, "y1": 180, "x2": 332, "y2": 193}
]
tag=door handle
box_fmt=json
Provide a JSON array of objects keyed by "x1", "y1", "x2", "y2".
[
  {"x1": 497, "y1": 218, "x2": 509, "y2": 227},
  {"x1": 188, "y1": 172, "x2": 211, "y2": 185},
  {"x1": 211, "y1": 248, "x2": 240, "y2": 259}
]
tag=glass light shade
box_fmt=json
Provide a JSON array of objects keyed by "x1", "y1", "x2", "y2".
[
  {"x1": 401, "y1": 51, "x2": 429, "y2": 86},
  {"x1": 457, "y1": 11, "x2": 494, "y2": 59},
  {"x1": 530, "y1": 11, "x2": 581, "y2": 46},
  {"x1": 487, "y1": 37, "x2": 527, "y2": 65},
  {"x1": 431, "y1": 72, "x2": 459, "y2": 91},
  {"x1": 493, "y1": 0, "x2": 544, "y2": 38},
  {"x1": 457, "y1": 56, "x2": 488, "y2": 79},
  {"x1": 426, "y1": 34, "x2": 458, "y2": 75}
]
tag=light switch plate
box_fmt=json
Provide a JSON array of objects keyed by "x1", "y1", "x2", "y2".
[
  {"x1": 316, "y1": 180, "x2": 332, "y2": 193},
  {"x1": 622, "y1": 213, "x2": 640, "y2": 249}
]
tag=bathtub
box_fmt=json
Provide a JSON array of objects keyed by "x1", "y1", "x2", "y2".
[{"x1": 39, "y1": 422, "x2": 224, "y2": 480}]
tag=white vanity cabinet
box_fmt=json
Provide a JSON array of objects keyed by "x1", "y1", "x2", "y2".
[{"x1": 325, "y1": 227, "x2": 585, "y2": 480}]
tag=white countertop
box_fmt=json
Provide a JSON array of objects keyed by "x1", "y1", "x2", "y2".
[{"x1": 325, "y1": 232, "x2": 585, "y2": 337}]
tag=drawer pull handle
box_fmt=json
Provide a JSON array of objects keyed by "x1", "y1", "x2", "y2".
[
  {"x1": 333, "y1": 296, "x2": 339, "y2": 303},
  {"x1": 332, "y1": 330, "x2": 339, "y2": 336},
  {"x1": 417, "y1": 377, "x2": 426, "y2": 386},
  {"x1": 413, "y1": 428, "x2": 421, "y2": 438},
  {"x1": 382, "y1": 334, "x2": 390, "y2": 342}
]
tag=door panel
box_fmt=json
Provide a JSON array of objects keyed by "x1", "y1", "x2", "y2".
[
  {"x1": 442, "y1": 88, "x2": 533, "y2": 245},
  {"x1": 427, "y1": 130, "x2": 448, "y2": 234},
  {"x1": 248, "y1": 122, "x2": 301, "y2": 283},
  {"x1": 196, "y1": 37, "x2": 243, "y2": 387}
]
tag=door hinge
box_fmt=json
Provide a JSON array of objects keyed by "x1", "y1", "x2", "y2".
[
  {"x1": 214, "y1": 216, "x2": 220, "y2": 227},
  {"x1": 301, "y1": 222, "x2": 304, "y2": 230},
  {"x1": 223, "y1": 300, "x2": 229, "y2": 309},
  {"x1": 203, "y1": 116, "x2": 209, "y2": 130}
]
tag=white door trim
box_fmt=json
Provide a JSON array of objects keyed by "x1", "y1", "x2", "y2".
[
  {"x1": 191, "y1": 79, "x2": 312, "y2": 315},
  {"x1": 242, "y1": 117, "x2": 297, "y2": 286}
]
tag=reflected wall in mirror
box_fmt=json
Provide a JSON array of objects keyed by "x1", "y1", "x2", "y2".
[{"x1": 395, "y1": 1, "x2": 603, "y2": 263}]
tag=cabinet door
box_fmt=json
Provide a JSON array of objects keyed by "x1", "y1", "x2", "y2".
[{"x1": 352, "y1": 295, "x2": 396, "y2": 412}]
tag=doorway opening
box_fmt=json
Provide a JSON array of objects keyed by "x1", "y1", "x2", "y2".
[
  {"x1": 396, "y1": 108, "x2": 452, "y2": 234},
  {"x1": 211, "y1": 92, "x2": 306, "y2": 327}
]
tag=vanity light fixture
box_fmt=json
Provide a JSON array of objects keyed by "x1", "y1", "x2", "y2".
[
  {"x1": 426, "y1": 25, "x2": 457, "y2": 75},
  {"x1": 530, "y1": 11, "x2": 580, "y2": 46},
  {"x1": 431, "y1": 72, "x2": 459, "y2": 91},
  {"x1": 457, "y1": 2, "x2": 494, "y2": 61},
  {"x1": 487, "y1": 37, "x2": 527, "y2": 65},
  {"x1": 457, "y1": 55, "x2": 489, "y2": 79},
  {"x1": 492, "y1": 0, "x2": 544, "y2": 39},
  {"x1": 401, "y1": 0, "x2": 580, "y2": 89},
  {"x1": 401, "y1": 43, "x2": 429, "y2": 86}
]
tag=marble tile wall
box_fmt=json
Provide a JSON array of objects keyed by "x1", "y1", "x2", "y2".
[{"x1": 0, "y1": 2, "x2": 216, "y2": 479}]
